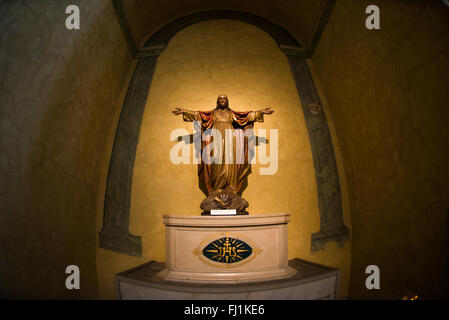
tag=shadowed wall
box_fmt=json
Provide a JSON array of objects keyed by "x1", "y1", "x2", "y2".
[
  {"x1": 313, "y1": 0, "x2": 449, "y2": 299},
  {"x1": 0, "y1": 0, "x2": 132, "y2": 298}
]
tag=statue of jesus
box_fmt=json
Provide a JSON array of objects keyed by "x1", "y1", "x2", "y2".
[{"x1": 173, "y1": 94, "x2": 274, "y2": 215}]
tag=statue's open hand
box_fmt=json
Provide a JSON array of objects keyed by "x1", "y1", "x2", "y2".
[
  {"x1": 172, "y1": 107, "x2": 184, "y2": 116},
  {"x1": 261, "y1": 107, "x2": 274, "y2": 115}
]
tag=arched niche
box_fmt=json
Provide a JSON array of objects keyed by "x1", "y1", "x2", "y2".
[{"x1": 99, "y1": 10, "x2": 349, "y2": 257}]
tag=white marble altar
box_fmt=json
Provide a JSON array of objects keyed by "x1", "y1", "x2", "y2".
[{"x1": 157, "y1": 214, "x2": 296, "y2": 283}]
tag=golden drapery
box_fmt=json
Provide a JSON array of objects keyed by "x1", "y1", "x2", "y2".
[{"x1": 182, "y1": 108, "x2": 264, "y2": 195}]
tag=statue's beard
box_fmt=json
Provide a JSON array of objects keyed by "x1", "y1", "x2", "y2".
[{"x1": 217, "y1": 103, "x2": 228, "y2": 109}]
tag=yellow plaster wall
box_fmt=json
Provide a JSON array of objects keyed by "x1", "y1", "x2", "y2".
[
  {"x1": 313, "y1": 0, "x2": 449, "y2": 299},
  {"x1": 96, "y1": 20, "x2": 351, "y2": 299},
  {"x1": 0, "y1": 0, "x2": 133, "y2": 298}
]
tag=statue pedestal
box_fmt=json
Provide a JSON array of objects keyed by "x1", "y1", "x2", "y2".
[{"x1": 156, "y1": 213, "x2": 297, "y2": 284}]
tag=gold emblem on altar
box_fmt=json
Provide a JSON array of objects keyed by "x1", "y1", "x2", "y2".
[{"x1": 193, "y1": 232, "x2": 262, "y2": 268}]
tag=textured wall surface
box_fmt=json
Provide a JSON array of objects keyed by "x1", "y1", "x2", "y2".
[
  {"x1": 96, "y1": 19, "x2": 352, "y2": 299},
  {"x1": 0, "y1": 0, "x2": 132, "y2": 298},
  {"x1": 313, "y1": 0, "x2": 449, "y2": 299}
]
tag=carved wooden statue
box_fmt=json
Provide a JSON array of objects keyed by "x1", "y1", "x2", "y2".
[{"x1": 173, "y1": 94, "x2": 273, "y2": 215}]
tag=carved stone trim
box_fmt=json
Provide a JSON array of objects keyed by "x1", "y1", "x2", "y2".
[
  {"x1": 111, "y1": 0, "x2": 138, "y2": 57},
  {"x1": 99, "y1": 227, "x2": 142, "y2": 257},
  {"x1": 136, "y1": 45, "x2": 166, "y2": 58},
  {"x1": 306, "y1": 0, "x2": 336, "y2": 56},
  {"x1": 99, "y1": 57, "x2": 159, "y2": 256},
  {"x1": 286, "y1": 56, "x2": 349, "y2": 251},
  {"x1": 279, "y1": 45, "x2": 308, "y2": 58},
  {"x1": 311, "y1": 227, "x2": 350, "y2": 252}
]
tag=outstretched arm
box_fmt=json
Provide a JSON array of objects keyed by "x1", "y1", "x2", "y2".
[
  {"x1": 172, "y1": 107, "x2": 185, "y2": 116},
  {"x1": 172, "y1": 107, "x2": 199, "y2": 122},
  {"x1": 232, "y1": 107, "x2": 274, "y2": 126},
  {"x1": 259, "y1": 107, "x2": 274, "y2": 115},
  {"x1": 250, "y1": 107, "x2": 274, "y2": 122}
]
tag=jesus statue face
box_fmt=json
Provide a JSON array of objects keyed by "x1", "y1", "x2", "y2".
[{"x1": 217, "y1": 95, "x2": 229, "y2": 109}]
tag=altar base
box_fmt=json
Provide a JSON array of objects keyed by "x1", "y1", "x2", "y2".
[{"x1": 157, "y1": 213, "x2": 296, "y2": 283}]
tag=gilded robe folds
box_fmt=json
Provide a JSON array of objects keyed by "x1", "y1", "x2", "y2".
[{"x1": 182, "y1": 108, "x2": 264, "y2": 195}]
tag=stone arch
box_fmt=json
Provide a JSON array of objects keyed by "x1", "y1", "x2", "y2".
[{"x1": 99, "y1": 10, "x2": 349, "y2": 256}]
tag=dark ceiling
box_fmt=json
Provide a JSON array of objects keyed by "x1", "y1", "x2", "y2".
[{"x1": 117, "y1": 0, "x2": 333, "y2": 57}]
